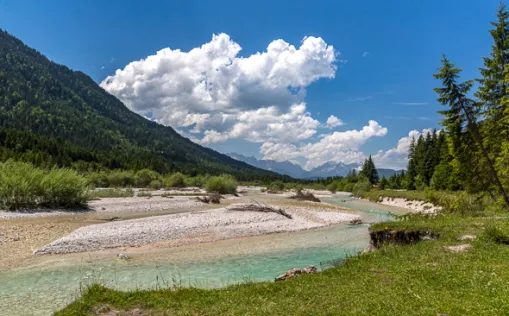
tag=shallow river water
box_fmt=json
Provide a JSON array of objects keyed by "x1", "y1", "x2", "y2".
[{"x1": 0, "y1": 195, "x2": 405, "y2": 315}]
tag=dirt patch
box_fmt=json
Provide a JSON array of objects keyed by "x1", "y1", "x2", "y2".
[{"x1": 369, "y1": 229, "x2": 439, "y2": 248}]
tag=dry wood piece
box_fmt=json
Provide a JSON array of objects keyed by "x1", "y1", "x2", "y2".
[
  {"x1": 289, "y1": 189, "x2": 321, "y2": 202},
  {"x1": 196, "y1": 194, "x2": 224, "y2": 204},
  {"x1": 227, "y1": 201, "x2": 292, "y2": 219}
]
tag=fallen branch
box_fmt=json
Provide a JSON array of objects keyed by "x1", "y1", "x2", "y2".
[{"x1": 228, "y1": 201, "x2": 292, "y2": 219}]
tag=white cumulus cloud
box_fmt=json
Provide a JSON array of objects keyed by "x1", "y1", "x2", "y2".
[
  {"x1": 101, "y1": 33, "x2": 337, "y2": 145},
  {"x1": 325, "y1": 115, "x2": 344, "y2": 128},
  {"x1": 260, "y1": 120, "x2": 388, "y2": 170}
]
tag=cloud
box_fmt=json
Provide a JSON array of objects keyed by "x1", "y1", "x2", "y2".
[
  {"x1": 372, "y1": 128, "x2": 433, "y2": 170},
  {"x1": 100, "y1": 66, "x2": 105, "y2": 70},
  {"x1": 392, "y1": 102, "x2": 428, "y2": 106},
  {"x1": 260, "y1": 120, "x2": 388, "y2": 170},
  {"x1": 110, "y1": 57, "x2": 115, "y2": 63},
  {"x1": 325, "y1": 115, "x2": 344, "y2": 128},
  {"x1": 362, "y1": 51, "x2": 370, "y2": 57},
  {"x1": 101, "y1": 33, "x2": 337, "y2": 145}
]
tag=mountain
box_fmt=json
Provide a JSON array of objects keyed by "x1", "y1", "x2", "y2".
[
  {"x1": 377, "y1": 168, "x2": 405, "y2": 179},
  {"x1": 228, "y1": 153, "x2": 402, "y2": 179},
  {"x1": 308, "y1": 161, "x2": 361, "y2": 179},
  {"x1": 228, "y1": 153, "x2": 308, "y2": 178},
  {"x1": 0, "y1": 29, "x2": 285, "y2": 181}
]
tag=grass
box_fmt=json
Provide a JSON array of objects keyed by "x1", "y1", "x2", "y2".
[
  {"x1": 0, "y1": 160, "x2": 88, "y2": 210},
  {"x1": 57, "y1": 208, "x2": 509, "y2": 315}
]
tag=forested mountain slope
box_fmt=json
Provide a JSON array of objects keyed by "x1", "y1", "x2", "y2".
[{"x1": 0, "y1": 29, "x2": 284, "y2": 181}]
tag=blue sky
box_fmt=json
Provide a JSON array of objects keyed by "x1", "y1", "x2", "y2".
[{"x1": 0, "y1": 0, "x2": 501, "y2": 169}]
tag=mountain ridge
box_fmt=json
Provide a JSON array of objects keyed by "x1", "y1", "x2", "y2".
[{"x1": 228, "y1": 153, "x2": 403, "y2": 179}]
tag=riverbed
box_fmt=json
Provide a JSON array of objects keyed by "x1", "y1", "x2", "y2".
[{"x1": 0, "y1": 193, "x2": 409, "y2": 316}]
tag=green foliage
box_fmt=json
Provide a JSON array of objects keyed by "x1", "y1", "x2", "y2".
[
  {"x1": 0, "y1": 160, "x2": 87, "y2": 210},
  {"x1": 326, "y1": 182, "x2": 337, "y2": 193},
  {"x1": 164, "y1": 172, "x2": 186, "y2": 188},
  {"x1": 352, "y1": 175, "x2": 371, "y2": 196},
  {"x1": 134, "y1": 169, "x2": 161, "y2": 188},
  {"x1": 483, "y1": 225, "x2": 509, "y2": 244},
  {"x1": 267, "y1": 181, "x2": 285, "y2": 192},
  {"x1": 425, "y1": 190, "x2": 485, "y2": 215},
  {"x1": 149, "y1": 180, "x2": 162, "y2": 190},
  {"x1": 360, "y1": 155, "x2": 379, "y2": 184},
  {"x1": 379, "y1": 176, "x2": 388, "y2": 190},
  {"x1": 205, "y1": 175, "x2": 238, "y2": 194}
]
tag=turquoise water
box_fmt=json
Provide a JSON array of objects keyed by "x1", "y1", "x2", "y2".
[{"x1": 0, "y1": 196, "x2": 400, "y2": 316}]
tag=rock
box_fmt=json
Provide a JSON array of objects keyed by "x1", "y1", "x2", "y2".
[
  {"x1": 117, "y1": 253, "x2": 130, "y2": 260},
  {"x1": 458, "y1": 234, "x2": 476, "y2": 241},
  {"x1": 275, "y1": 265, "x2": 317, "y2": 281},
  {"x1": 444, "y1": 244, "x2": 472, "y2": 253},
  {"x1": 349, "y1": 218, "x2": 363, "y2": 225}
]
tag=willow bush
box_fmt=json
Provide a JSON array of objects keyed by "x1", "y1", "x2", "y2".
[{"x1": 0, "y1": 160, "x2": 88, "y2": 210}]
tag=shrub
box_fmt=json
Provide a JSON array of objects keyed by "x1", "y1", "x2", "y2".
[
  {"x1": 185, "y1": 175, "x2": 207, "y2": 188},
  {"x1": 343, "y1": 183, "x2": 354, "y2": 192},
  {"x1": 106, "y1": 170, "x2": 135, "y2": 187},
  {"x1": 205, "y1": 175, "x2": 237, "y2": 194},
  {"x1": 0, "y1": 160, "x2": 88, "y2": 210},
  {"x1": 425, "y1": 190, "x2": 484, "y2": 215},
  {"x1": 327, "y1": 182, "x2": 338, "y2": 193},
  {"x1": 40, "y1": 167, "x2": 88, "y2": 208},
  {"x1": 135, "y1": 169, "x2": 161, "y2": 187},
  {"x1": 150, "y1": 180, "x2": 163, "y2": 190},
  {"x1": 164, "y1": 172, "x2": 186, "y2": 188},
  {"x1": 268, "y1": 181, "x2": 285, "y2": 192},
  {"x1": 483, "y1": 226, "x2": 509, "y2": 244},
  {"x1": 352, "y1": 179, "x2": 371, "y2": 196}
]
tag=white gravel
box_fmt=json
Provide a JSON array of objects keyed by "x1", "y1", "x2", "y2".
[
  {"x1": 377, "y1": 197, "x2": 440, "y2": 214},
  {"x1": 0, "y1": 196, "x2": 204, "y2": 220},
  {"x1": 33, "y1": 204, "x2": 361, "y2": 254}
]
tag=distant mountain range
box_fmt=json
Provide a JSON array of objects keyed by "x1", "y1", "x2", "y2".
[{"x1": 228, "y1": 153, "x2": 403, "y2": 179}]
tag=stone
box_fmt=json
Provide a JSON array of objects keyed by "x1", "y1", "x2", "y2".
[
  {"x1": 444, "y1": 244, "x2": 472, "y2": 253},
  {"x1": 275, "y1": 265, "x2": 317, "y2": 281},
  {"x1": 117, "y1": 253, "x2": 130, "y2": 260},
  {"x1": 457, "y1": 234, "x2": 476, "y2": 241}
]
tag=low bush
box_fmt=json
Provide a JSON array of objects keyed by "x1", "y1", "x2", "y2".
[
  {"x1": 0, "y1": 160, "x2": 88, "y2": 210},
  {"x1": 483, "y1": 225, "x2": 509, "y2": 244},
  {"x1": 425, "y1": 190, "x2": 485, "y2": 215},
  {"x1": 150, "y1": 180, "x2": 163, "y2": 190},
  {"x1": 205, "y1": 175, "x2": 237, "y2": 194},
  {"x1": 164, "y1": 172, "x2": 186, "y2": 188},
  {"x1": 135, "y1": 169, "x2": 161, "y2": 187},
  {"x1": 327, "y1": 182, "x2": 338, "y2": 193}
]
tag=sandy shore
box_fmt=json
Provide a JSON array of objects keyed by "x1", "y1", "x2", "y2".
[{"x1": 34, "y1": 203, "x2": 361, "y2": 255}]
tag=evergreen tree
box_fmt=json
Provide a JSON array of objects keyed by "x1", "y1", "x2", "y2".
[
  {"x1": 379, "y1": 176, "x2": 389, "y2": 190},
  {"x1": 361, "y1": 155, "x2": 379, "y2": 185},
  {"x1": 406, "y1": 137, "x2": 417, "y2": 189},
  {"x1": 434, "y1": 55, "x2": 509, "y2": 208}
]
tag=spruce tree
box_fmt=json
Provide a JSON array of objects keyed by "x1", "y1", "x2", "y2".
[{"x1": 434, "y1": 55, "x2": 509, "y2": 208}]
